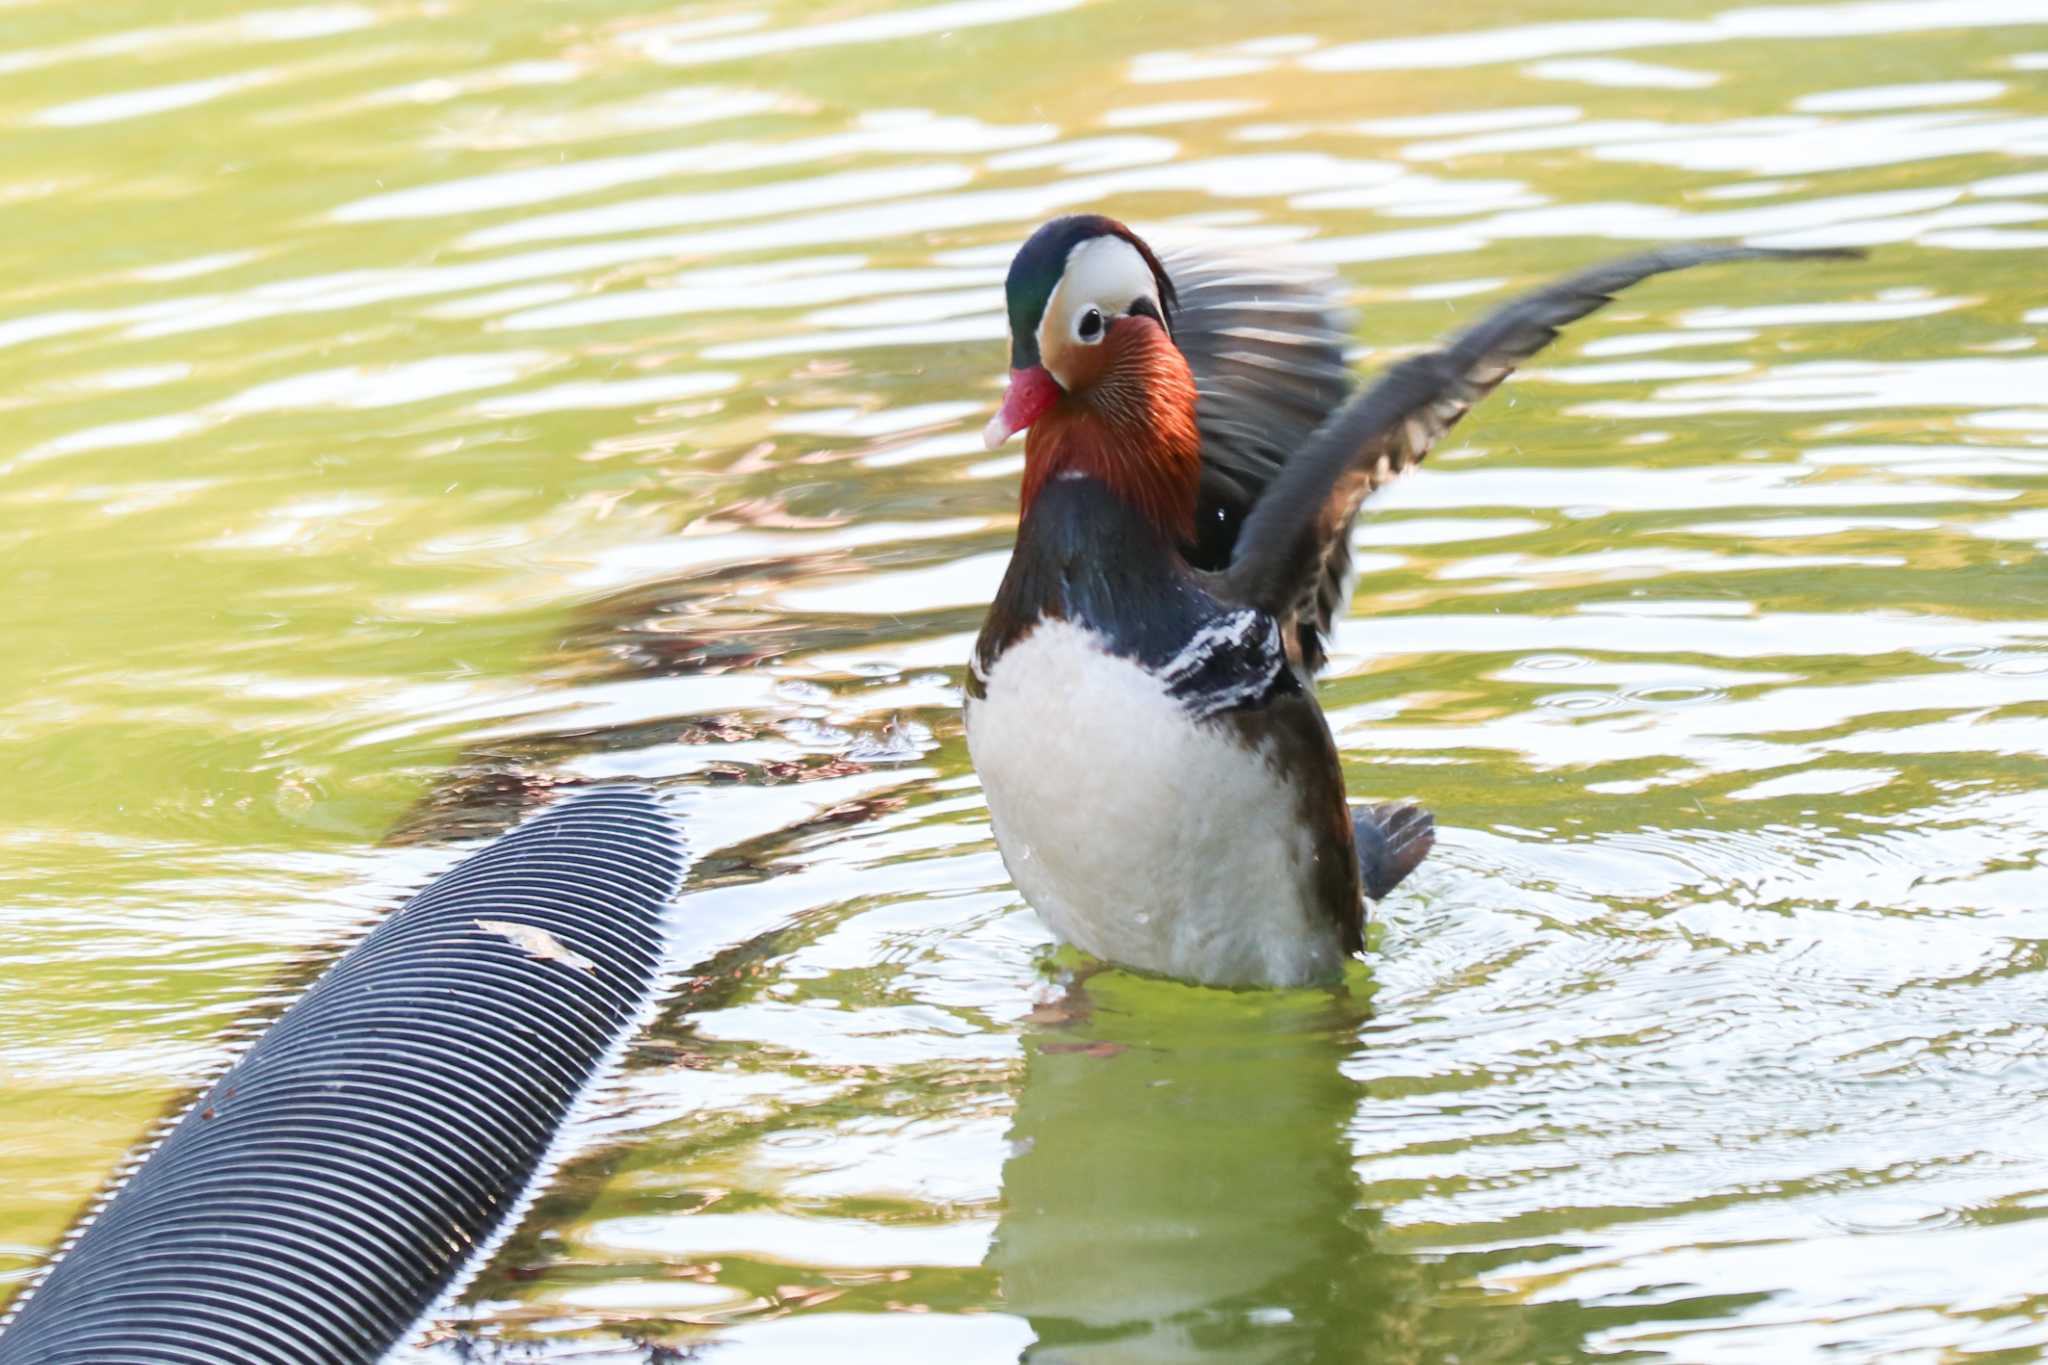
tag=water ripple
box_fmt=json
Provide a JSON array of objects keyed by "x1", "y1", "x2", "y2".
[{"x1": 4, "y1": 1, "x2": 2047, "y2": 1359}]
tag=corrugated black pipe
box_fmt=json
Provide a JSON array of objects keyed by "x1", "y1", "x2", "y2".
[{"x1": 0, "y1": 785, "x2": 686, "y2": 1364}]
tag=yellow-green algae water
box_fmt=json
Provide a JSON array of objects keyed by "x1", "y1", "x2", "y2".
[{"x1": 2, "y1": 0, "x2": 2047, "y2": 1359}]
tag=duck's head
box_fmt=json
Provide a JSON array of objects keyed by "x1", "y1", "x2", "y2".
[{"x1": 985, "y1": 215, "x2": 1201, "y2": 538}]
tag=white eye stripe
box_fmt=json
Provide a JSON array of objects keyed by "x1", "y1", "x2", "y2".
[
  {"x1": 1037, "y1": 234, "x2": 1161, "y2": 383},
  {"x1": 1062, "y1": 236, "x2": 1157, "y2": 320}
]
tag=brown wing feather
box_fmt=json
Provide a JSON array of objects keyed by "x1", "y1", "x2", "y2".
[{"x1": 1216, "y1": 242, "x2": 1863, "y2": 655}]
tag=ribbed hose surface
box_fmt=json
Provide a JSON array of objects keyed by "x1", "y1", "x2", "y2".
[{"x1": 0, "y1": 786, "x2": 686, "y2": 1364}]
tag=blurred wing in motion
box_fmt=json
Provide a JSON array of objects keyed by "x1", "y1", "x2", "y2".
[
  {"x1": 1164, "y1": 248, "x2": 1356, "y2": 671},
  {"x1": 1214, "y1": 243, "x2": 1862, "y2": 668}
]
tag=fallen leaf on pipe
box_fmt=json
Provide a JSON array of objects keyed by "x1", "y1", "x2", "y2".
[{"x1": 474, "y1": 919, "x2": 598, "y2": 973}]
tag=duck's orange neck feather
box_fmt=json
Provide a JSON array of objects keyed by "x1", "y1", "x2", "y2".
[{"x1": 1020, "y1": 319, "x2": 1201, "y2": 543}]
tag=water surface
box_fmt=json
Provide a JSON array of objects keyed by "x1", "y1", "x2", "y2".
[{"x1": 2, "y1": 1, "x2": 2047, "y2": 1360}]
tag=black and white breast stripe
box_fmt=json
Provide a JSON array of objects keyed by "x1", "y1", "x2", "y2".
[
  {"x1": 1158, "y1": 608, "x2": 1290, "y2": 719},
  {"x1": 968, "y1": 474, "x2": 1298, "y2": 720}
]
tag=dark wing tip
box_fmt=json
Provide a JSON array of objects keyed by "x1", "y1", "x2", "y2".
[
  {"x1": 1220, "y1": 239, "x2": 1864, "y2": 635},
  {"x1": 1599, "y1": 242, "x2": 1867, "y2": 284},
  {"x1": 1651, "y1": 242, "x2": 1866, "y2": 263},
  {"x1": 1770, "y1": 245, "x2": 1868, "y2": 261}
]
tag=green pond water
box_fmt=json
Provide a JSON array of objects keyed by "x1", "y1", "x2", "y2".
[{"x1": 3, "y1": 0, "x2": 2047, "y2": 1359}]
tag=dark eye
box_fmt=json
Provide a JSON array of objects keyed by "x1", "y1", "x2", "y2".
[{"x1": 1076, "y1": 306, "x2": 1103, "y2": 342}]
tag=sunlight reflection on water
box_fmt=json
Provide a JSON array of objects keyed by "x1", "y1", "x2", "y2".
[{"x1": 0, "y1": 0, "x2": 2045, "y2": 1360}]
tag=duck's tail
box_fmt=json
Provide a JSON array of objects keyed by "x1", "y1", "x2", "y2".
[{"x1": 1353, "y1": 801, "x2": 1435, "y2": 901}]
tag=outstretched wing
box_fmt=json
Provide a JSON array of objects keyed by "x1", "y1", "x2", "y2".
[
  {"x1": 1213, "y1": 243, "x2": 1861, "y2": 661},
  {"x1": 1163, "y1": 248, "x2": 1357, "y2": 670}
]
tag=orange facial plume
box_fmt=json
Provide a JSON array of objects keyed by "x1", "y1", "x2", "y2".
[{"x1": 1019, "y1": 315, "x2": 1202, "y2": 543}]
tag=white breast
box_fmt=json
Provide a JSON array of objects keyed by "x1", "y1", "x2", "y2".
[{"x1": 965, "y1": 618, "x2": 1346, "y2": 989}]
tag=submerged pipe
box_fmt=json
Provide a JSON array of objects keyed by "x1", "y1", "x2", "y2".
[{"x1": 0, "y1": 785, "x2": 687, "y2": 1363}]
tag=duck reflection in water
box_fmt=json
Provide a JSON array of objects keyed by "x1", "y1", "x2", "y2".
[{"x1": 989, "y1": 969, "x2": 1423, "y2": 1363}]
